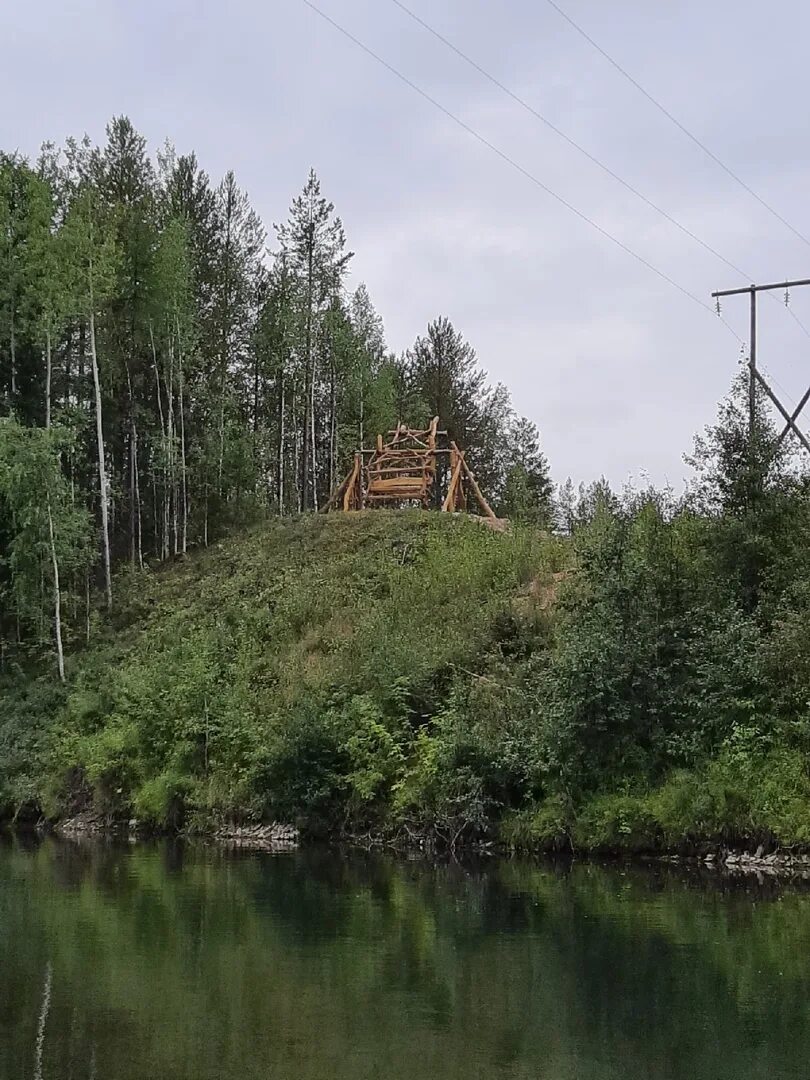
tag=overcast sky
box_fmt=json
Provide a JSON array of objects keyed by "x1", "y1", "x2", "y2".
[{"x1": 3, "y1": 0, "x2": 810, "y2": 488}]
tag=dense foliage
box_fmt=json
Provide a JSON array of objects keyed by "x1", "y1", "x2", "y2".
[
  {"x1": 3, "y1": 373, "x2": 810, "y2": 851},
  {"x1": 0, "y1": 118, "x2": 551, "y2": 679}
]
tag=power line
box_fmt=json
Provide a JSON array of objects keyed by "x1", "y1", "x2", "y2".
[
  {"x1": 389, "y1": 0, "x2": 749, "y2": 282},
  {"x1": 785, "y1": 303, "x2": 810, "y2": 343},
  {"x1": 298, "y1": 0, "x2": 742, "y2": 342},
  {"x1": 545, "y1": 0, "x2": 810, "y2": 251},
  {"x1": 391, "y1": 0, "x2": 810, "y2": 358}
]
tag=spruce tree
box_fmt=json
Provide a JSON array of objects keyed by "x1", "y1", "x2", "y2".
[{"x1": 276, "y1": 170, "x2": 352, "y2": 509}]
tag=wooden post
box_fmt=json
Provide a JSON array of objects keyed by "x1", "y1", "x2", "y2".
[
  {"x1": 457, "y1": 449, "x2": 497, "y2": 520},
  {"x1": 343, "y1": 452, "x2": 363, "y2": 511},
  {"x1": 442, "y1": 447, "x2": 462, "y2": 511}
]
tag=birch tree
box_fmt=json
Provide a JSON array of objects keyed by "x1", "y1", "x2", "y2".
[
  {"x1": 0, "y1": 418, "x2": 91, "y2": 677},
  {"x1": 60, "y1": 182, "x2": 119, "y2": 609}
]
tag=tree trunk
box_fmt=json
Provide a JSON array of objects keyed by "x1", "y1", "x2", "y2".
[
  {"x1": 168, "y1": 338, "x2": 178, "y2": 555},
  {"x1": 302, "y1": 238, "x2": 314, "y2": 510},
  {"x1": 292, "y1": 385, "x2": 302, "y2": 513},
  {"x1": 149, "y1": 322, "x2": 169, "y2": 560},
  {"x1": 253, "y1": 346, "x2": 260, "y2": 434},
  {"x1": 302, "y1": 351, "x2": 312, "y2": 508},
  {"x1": 45, "y1": 329, "x2": 52, "y2": 428},
  {"x1": 310, "y1": 348, "x2": 319, "y2": 512},
  {"x1": 134, "y1": 432, "x2": 143, "y2": 569},
  {"x1": 359, "y1": 369, "x2": 365, "y2": 450},
  {"x1": 44, "y1": 367, "x2": 65, "y2": 681},
  {"x1": 176, "y1": 316, "x2": 188, "y2": 554},
  {"x1": 276, "y1": 365, "x2": 285, "y2": 514},
  {"x1": 47, "y1": 497, "x2": 65, "y2": 682},
  {"x1": 9, "y1": 307, "x2": 16, "y2": 400},
  {"x1": 125, "y1": 365, "x2": 137, "y2": 566},
  {"x1": 329, "y1": 349, "x2": 336, "y2": 493},
  {"x1": 89, "y1": 311, "x2": 112, "y2": 610}
]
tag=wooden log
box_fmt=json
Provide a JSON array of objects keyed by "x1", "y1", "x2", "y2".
[
  {"x1": 321, "y1": 469, "x2": 351, "y2": 513},
  {"x1": 454, "y1": 442, "x2": 497, "y2": 520},
  {"x1": 368, "y1": 479, "x2": 426, "y2": 493},
  {"x1": 442, "y1": 450, "x2": 464, "y2": 512},
  {"x1": 368, "y1": 465, "x2": 433, "y2": 476},
  {"x1": 343, "y1": 452, "x2": 363, "y2": 512}
]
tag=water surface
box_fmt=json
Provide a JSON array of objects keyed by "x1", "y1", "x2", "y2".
[{"x1": 1, "y1": 837, "x2": 809, "y2": 1079}]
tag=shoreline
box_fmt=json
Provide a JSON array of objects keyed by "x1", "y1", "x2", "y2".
[{"x1": 8, "y1": 811, "x2": 810, "y2": 880}]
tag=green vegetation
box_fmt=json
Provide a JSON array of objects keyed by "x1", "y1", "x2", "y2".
[
  {"x1": 0, "y1": 511, "x2": 559, "y2": 832},
  {"x1": 0, "y1": 121, "x2": 551, "y2": 683},
  {"x1": 3, "y1": 372, "x2": 810, "y2": 853}
]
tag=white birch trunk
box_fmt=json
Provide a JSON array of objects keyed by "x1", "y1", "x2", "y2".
[{"x1": 89, "y1": 310, "x2": 112, "y2": 610}]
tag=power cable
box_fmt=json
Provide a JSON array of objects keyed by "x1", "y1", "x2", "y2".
[
  {"x1": 389, "y1": 0, "x2": 750, "y2": 282},
  {"x1": 299, "y1": 0, "x2": 743, "y2": 342},
  {"x1": 545, "y1": 0, "x2": 810, "y2": 250},
  {"x1": 390, "y1": 0, "x2": 810, "y2": 352}
]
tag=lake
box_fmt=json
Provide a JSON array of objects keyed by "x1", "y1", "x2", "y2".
[{"x1": 1, "y1": 837, "x2": 808, "y2": 1079}]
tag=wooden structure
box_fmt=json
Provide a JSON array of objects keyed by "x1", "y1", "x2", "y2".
[{"x1": 323, "y1": 417, "x2": 496, "y2": 520}]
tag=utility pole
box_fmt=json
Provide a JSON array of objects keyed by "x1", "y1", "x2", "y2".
[
  {"x1": 712, "y1": 277, "x2": 810, "y2": 457},
  {"x1": 749, "y1": 286, "x2": 756, "y2": 438}
]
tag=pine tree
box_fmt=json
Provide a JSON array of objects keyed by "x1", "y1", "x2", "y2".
[
  {"x1": 406, "y1": 317, "x2": 488, "y2": 503},
  {"x1": 277, "y1": 170, "x2": 352, "y2": 509}
]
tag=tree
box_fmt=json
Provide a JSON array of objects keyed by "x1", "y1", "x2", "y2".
[
  {"x1": 0, "y1": 155, "x2": 28, "y2": 410},
  {"x1": 277, "y1": 170, "x2": 352, "y2": 509},
  {"x1": 500, "y1": 416, "x2": 554, "y2": 526},
  {"x1": 60, "y1": 178, "x2": 120, "y2": 609},
  {"x1": 0, "y1": 417, "x2": 91, "y2": 678},
  {"x1": 211, "y1": 171, "x2": 264, "y2": 492},
  {"x1": 405, "y1": 318, "x2": 512, "y2": 505},
  {"x1": 685, "y1": 373, "x2": 795, "y2": 612},
  {"x1": 0, "y1": 119, "x2": 554, "y2": 683},
  {"x1": 347, "y1": 283, "x2": 386, "y2": 448}
]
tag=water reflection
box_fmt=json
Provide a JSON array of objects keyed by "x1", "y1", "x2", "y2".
[{"x1": 1, "y1": 836, "x2": 809, "y2": 1079}]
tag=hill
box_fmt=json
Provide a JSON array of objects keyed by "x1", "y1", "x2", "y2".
[
  {"x1": 4, "y1": 494, "x2": 810, "y2": 855},
  {"x1": 0, "y1": 511, "x2": 560, "y2": 835}
]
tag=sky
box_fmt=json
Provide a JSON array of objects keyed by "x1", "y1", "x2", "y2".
[{"x1": 3, "y1": 0, "x2": 810, "y2": 489}]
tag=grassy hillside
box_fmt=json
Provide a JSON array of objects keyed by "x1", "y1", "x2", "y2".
[
  {"x1": 4, "y1": 494, "x2": 810, "y2": 853},
  {"x1": 0, "y1": 512, "x2": 560, "y2": 834}
]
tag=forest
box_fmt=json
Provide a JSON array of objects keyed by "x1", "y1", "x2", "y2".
[
  {"x1": 3, "y1": 118, "x2": 810, "y2": 854},
  {"x1": 0, "y1": 116, "x2": 550, "y2": 678}
]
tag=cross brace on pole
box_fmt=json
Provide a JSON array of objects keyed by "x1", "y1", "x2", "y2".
[{"x1": 711, "y1": 277, "x2": 810, "y2": 455}]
